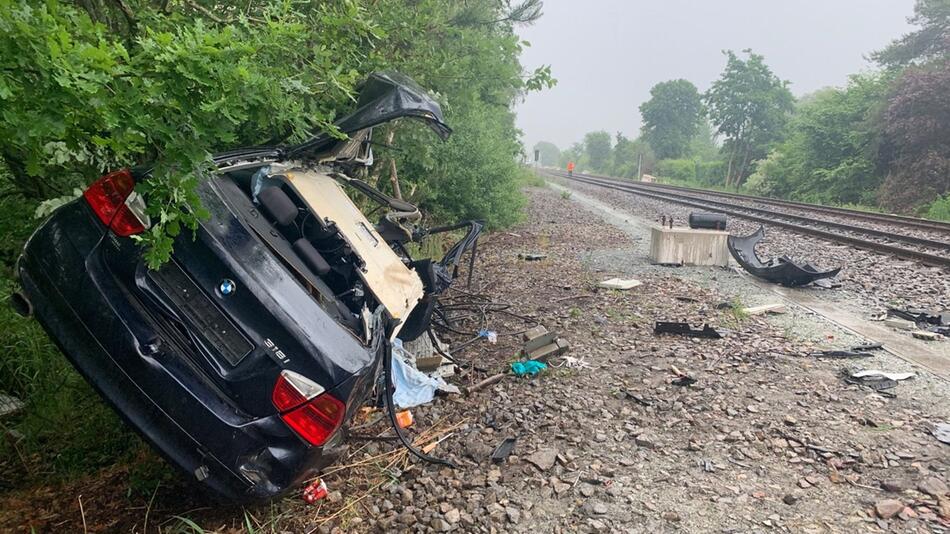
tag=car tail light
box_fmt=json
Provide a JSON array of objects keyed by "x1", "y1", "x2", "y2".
[
  {"x1": 83, "y1": 169, "x2": 150, "y2": 236},
  {"x1": 272, "y1": 370, "x2": 345, "y2": 446}
]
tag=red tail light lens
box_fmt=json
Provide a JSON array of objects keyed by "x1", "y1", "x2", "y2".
[
  {"x1": 272, "y1": 371, "x2": 345, "y2": 446},
  {"x1": 280, "y1": 395, "x2": 346, "y2": 446},
  {"x1": 83, "y1": 169, "x2": 147, "y2": 236}
]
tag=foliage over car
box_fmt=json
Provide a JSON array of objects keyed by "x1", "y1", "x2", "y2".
[{"x1": 0, "y1": 0, "x2": 554, "y2": 267}]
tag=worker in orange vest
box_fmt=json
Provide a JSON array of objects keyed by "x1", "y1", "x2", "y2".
[{"x1": 567, "y1": 161, "x2": 575, "y2": 177}]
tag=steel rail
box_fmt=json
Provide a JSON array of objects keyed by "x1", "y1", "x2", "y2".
[
  {"x1": 572, "y1": 170, "x2": 950, "y2": 233},
  {"x1": 547, "y1": 170, "x2": 950, "y2": 268}
]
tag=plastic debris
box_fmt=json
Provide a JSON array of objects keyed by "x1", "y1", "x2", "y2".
[
  {"x1": 396, "y1": 409, "x2": 414, "y2": 429},
  {"x1": 654, "y1": 321, "x2": 722, "y2": 339},
  {"x1": 391, "y1": 339, "x2": 459, "y2": 408},
  {"x1": 517, "y1": 253, "x2": 547, "y2": 261},
  {"x1": 559, "y1": 355, "x2": 591, "y2": 369},
  {"x1": 849, "y1": 370, "x2": 915, "y2": 381},
  {"x1": 728, "y1": 226, "x2": 840, "y2": 287},
  {"x1": 597, "y1": 278, "x2": 642, "y2": 290},
  {"x1": 478, "y1": 328, "x2": 498, "y2": 343},
  {"x1": 302, "y1": 478, "x2": 328, "y2": 504},
  {"x1": 842, "y1": 368, "x2": 914, "y2": 396},
  {"x1": 511, "y1": 360, "x2": 547, "y2": 377}
]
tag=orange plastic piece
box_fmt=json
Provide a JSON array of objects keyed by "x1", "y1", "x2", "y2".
[{"x1": 395, "y1": 410, "x2": 413, "y2": 429}]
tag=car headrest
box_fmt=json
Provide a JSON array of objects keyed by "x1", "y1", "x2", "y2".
[{"x1": 258, "y1": 186, "x2": 298, "y2": 226}]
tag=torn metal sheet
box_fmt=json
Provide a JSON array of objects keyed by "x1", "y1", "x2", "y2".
[
  {"x1": 654, "y1": 321, "x2": 722, "y2": 339},
  {"x1": 728, "y1": 226, "x2": 841, "y2": 287}
]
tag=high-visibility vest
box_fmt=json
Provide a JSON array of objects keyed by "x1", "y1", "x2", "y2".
[{"x1": 567, "y1": 162, "x2": 575, "y2": 171}]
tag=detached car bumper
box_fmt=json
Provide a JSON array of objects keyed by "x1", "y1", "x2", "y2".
[{"x1": 17, "y1": 201, "x2": 356, "y2": 501}]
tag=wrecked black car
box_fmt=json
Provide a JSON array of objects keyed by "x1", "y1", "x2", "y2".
[
  {"x1": 727, "y1": 226, "x2": 841, "y2": 287},
  {"x1": 13, "y1": 72, "x2": 477, "y2": 502}
]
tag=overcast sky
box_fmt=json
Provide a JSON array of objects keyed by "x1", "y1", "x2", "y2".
[{"x1": 515, "y1": 0, "x2": 916, "y2": 151}]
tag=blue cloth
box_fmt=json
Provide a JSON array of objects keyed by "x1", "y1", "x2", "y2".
[
  {"x1": 510, "y1": 360, "x2": 547, "y2": 377},
  {"x1": 390, "y1": 339, "x2": 458, "y2": 408}
]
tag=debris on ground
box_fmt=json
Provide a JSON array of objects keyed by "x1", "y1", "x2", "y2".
[
  {"x1": 395, "y1": 410, "x2": 414, "y2": 429},
  {"x1": 391, "y1": 339, "x2": 459, "y2": 408},
  {"x1": 302, "y1": 479, "x2": 328, "y2": 505},
  {"x1": 557, "y1": 355, "x2": 591, "y2": 369},
  {"x1": 597, "y1": 277, "x2": 642, "y2": 290},
  {"x1": 654, "y1": 321, "x2": 722, "y2": 339},
  {"x1": 510, "y1": 360, "x2": 547, "y2": 377},
  {"x1": 741, "y1": 303, "x2": 787, "y2": 316},
  {"x1": 847, "y1": 369, "x2": 915, "y2": 381},
  {"x1": 886, "y1": 307, "x2": 950, "y2": 337},
  {"x1": 912, "y1": 330, "x2": 942, "y2": 341},
  {"x1": 728, "y1": 225, "x2": 841, "y2": 287},
  {"x1": 0, "y1": 393, "x2": 24, "y2": 418},
  {"x1": 517, "y1": 252, "x2": 547, "y2": 261},
  {"x1": 841, "y1": 367, "x2": 914, "y2": 395},
  {"x1": 809, "y1": 348, "x2": 874, "y2": 359},
  {"x1": 522, "y1": 325, "x2": 570, "y2": 362},
  {"x1": 670, "y1": 365, "x2": 697, "y2": 387},
  {"x1": 490, "y1": 437, "x2": 517, "y2": 464}
]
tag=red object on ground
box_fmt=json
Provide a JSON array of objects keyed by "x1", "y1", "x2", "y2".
[{"x1": 302, "y1": 479, "x2": 328, "y2": 504}]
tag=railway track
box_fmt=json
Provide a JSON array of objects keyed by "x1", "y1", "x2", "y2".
[{"x1": 546, "y1": 170, "x2": 950, "y2": 269}]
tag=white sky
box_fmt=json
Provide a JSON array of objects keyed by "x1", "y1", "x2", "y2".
[{"x1": 515, "y1": 0, "x2": 916, "y2": 151}]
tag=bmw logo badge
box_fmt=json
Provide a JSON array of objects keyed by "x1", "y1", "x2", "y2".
[{"x1": 218, "y1": 279, "x2": 236, "y2": 296}]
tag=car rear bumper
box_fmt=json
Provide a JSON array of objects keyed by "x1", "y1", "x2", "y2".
[{"x1": 17, "y1": 202, "x2": 367, "y2": 501}]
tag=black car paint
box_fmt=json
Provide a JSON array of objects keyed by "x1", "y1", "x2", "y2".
[{"x1": 15, "y1": 72, "x2": 451, "y2": 501}]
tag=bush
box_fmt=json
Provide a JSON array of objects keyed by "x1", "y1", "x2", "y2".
[
  {"x1": 655, "y1": 159, "x2": 697, "y2": 181},
  {"x1": 925, "y1": 194, "x2": 950, "y2": 221}
]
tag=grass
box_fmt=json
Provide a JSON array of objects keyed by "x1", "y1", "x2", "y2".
[
  {"x1": 518, "y1": 166, "x2": 546, "y2": 188},
  {"x1": 560, "y1": 189, "x2": 572, "y2": 200},
  {"x1": 727, "y1": 296, "x2": 749, "y2": 328},
  {"x1": 0, "y1": 184, "x2": 145, "y2": 487}
]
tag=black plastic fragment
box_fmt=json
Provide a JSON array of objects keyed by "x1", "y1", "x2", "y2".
[
  {"x1": 809, "y1": 349, "x2": 872, "y2": 359},
  {"x1": 672, "y1": 376, "x2": 697, "y2": 387},
  {"x1": 727, "y1": 226, "x2": 841, "y2": 287},
  {"x1": 654, "y1": 321, "x2": 722, "y2": 339}
]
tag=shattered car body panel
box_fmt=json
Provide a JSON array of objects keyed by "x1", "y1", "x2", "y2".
[
  {"x1": 728, "y1": 226, "x2": 841, "y2": 287},
  {"x1": 15, "y1": 72, "x2": 467, "y2": 502}
]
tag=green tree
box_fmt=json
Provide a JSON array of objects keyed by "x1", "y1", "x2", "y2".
[
  {"x1": 533, "y1": 141, "x2": 560, "y2": 166},
  {"x1": 639, "y1": 79, "x2": 704, "y2": 159},
  {"x1": 583, "y1": 130, "x2": 612, "y2": 173},
  {"x1": 704, "y1": 50, "x2": 794, "y2": 188},
  {"x1": 609, "y1": 133, "x2": 655, "y2": 178},
  {"x1": 872, "y1": 0, "x2": 950, "y2": 67},
  {"x1": 748, "y1": 75, "x2": 889, "y2": 204},
  {"x1": 687, "y1": 121, "x2": 720, "y2": 162}
]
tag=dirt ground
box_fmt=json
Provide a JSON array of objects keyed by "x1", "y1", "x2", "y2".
[{"x1": 2, "y1": 184, "x2": 949, "y2": 533}]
